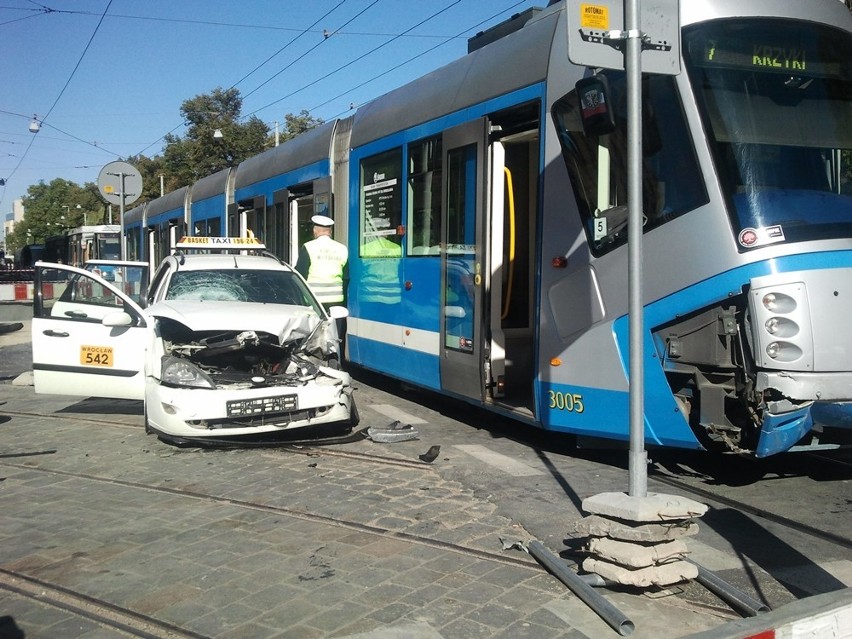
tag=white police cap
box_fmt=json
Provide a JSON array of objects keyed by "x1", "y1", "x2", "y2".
[{"x1": 311, "y1": 215, "x2": 334, "y2": 227}]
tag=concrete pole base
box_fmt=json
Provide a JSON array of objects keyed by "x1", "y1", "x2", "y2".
[{"x1": 576, "y1": 492, "x2": 708, "y2": 587}]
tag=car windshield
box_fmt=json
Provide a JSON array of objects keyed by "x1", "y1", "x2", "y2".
[
  {"x1": 683, "y1": 19, "x2": 852, "y2": 248},
  {"x1": 165, "y1": 269, "x2": 320, "y2": 310}
]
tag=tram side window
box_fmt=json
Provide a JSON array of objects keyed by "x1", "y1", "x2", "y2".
[
  {"x1": 359, "y1": 149, "x2": 403, "y2": 258},
  {"x1": 552, "y1": 73, "x2": 708, "y2": 257},
  {"x1": 408, "y1": 137, "x2": 442, "y2": 256},
  {"x1": 125, "y1": 228, "x2": 141, "y2": 261}
]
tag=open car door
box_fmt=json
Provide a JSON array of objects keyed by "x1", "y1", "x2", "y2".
[{"x1": 32, "y1": 262, "x2": 150, "y2": 400}]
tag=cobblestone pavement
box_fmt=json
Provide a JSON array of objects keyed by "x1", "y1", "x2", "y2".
[{"x1": 0, "y1": 378, "x2": 732, "y2": 639}]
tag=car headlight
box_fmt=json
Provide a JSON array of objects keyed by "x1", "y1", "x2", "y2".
[{"x1": 161, "y1": 356, "x2": 216, "y2": 389}]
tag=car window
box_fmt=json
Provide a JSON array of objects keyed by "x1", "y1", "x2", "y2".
[
  {"x1": 43, "y1": 271, "x2": 130, "y2": 322},
  {"x1": 84, "y1": 263, "x2": 148, "y2": 306},
  {"x1": 165, "y1": 269, "x2": 318, "y2": 308}
]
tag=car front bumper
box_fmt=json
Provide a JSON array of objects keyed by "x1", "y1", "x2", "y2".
[{"x1": 145, "y1": 368, "x2": 353, "y2": 439}]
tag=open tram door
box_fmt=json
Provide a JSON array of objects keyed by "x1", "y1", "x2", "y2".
[
  {"x1": 441, "y1": 120, "x2": 488, "y2": 400},
  {"x1": 229, "y1": 196, "x2": 266, "y2": 239},
  {"x1": 441, "y1": 114, "x2": 537, "y2": 414}
]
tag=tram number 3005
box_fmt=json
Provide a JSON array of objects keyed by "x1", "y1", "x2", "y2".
[{"x1": 548, "y1": 390, "x2": 585, "y2": 413}]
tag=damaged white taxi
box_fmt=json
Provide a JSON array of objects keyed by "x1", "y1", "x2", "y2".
[{"x1": 31, "y1": 237, "x2": 355, "y2": 445}]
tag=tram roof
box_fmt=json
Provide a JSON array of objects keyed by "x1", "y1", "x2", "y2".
[
  {"x1": 124, "y1": 203, "x2": 145, "y2": 225},
  {"x1": 234, "y1": 119, "x2": 337, "y2": 190},
  {"x1": 147, "y1": 185, "x2": 189, "y2": 218},
  {"x1": 350, "y1": 2, "x2": 559, "y2": 148},
  {"x1": 191, "y1": 168, "x2": 231, "y2": 203}
]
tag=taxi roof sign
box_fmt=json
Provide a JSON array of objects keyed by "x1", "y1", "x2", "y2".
[{"x1": 175, "y1": 236, "x2": 266, "y2": 250}]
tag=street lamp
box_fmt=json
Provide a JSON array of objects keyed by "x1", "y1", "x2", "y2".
[
  {"x1": 29, "y1": 115, "x2": 41, "y2": 133},
  {"x1": 63, "y1": 204, "x2": 83, "y2": 226}
]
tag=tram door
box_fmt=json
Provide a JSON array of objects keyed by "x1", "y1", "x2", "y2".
[
  {"x1": 440, "y1": 119, "x2": 488, "y2": 400},
  {"x1": 291, "y1": 194, "x2": 316, "y2": 265}
]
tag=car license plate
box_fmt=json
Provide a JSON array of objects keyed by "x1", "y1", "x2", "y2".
[
  {"x1": 80, "y1": 345, "x2": 113, "y2": 367},
  {"x1": 227, "y1": 394, "x2": 298, "y2": 417}
]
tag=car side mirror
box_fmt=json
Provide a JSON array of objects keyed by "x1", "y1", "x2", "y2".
[
  {"x1": 102, "y1": 311, "x2": 134, "y2": 327},
  {"x1": 328, "y1": 306, "x2": 349, "y2": 320}
]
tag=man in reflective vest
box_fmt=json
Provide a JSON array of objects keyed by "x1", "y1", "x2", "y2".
[{"x1": 296, "y1": 215, "x2": 349, "y2": 310}]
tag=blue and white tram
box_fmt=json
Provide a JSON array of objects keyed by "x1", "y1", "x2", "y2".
[
  {"x1": 145, "y1": 186, "x2": 189, "y2": 267},
  {"x1": 124, "y1": 0, "x2": 852, "y2": 457},
  {"x1": 230, "y1": 119, "x2": 344, "y2": 264},
  {"x1": 124, "y1": 204, "x2": 146, "y2": 263},
  {"x1": 342, "y1": 0, "x2": 852, "y2": 457},
  {"x1": 190, "y1": 168, "x2": 230, "y2": 240}
]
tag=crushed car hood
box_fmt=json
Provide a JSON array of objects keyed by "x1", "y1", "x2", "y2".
[{"x1": 147, "y1": 300, "x2": 322, "y2": 345}]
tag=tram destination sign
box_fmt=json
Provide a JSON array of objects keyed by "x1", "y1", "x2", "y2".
[{"x1": 567, "y1": 0, "x2": 681, "y2": 75}]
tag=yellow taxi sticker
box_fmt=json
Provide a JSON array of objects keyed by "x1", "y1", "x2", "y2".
[{"x1": 80, "y1": 345, "x2": 114, "y2": 367}]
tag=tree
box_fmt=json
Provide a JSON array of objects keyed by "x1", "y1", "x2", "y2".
[
  {"x1": 280, "y1": 110, "x2": 324, "y2": 144},
  {"x1": 5, "y1": 179, "x2": 104, "y2": 252},
  {"x1": 124, "y1": 154, "x2": 170, "y2": 204},
  {"x1": 162, "y1": 87, "x2": 269, "y2": 187},
  {"x1": 7, "y1": 86, "x2": 320, "y2": 245}
]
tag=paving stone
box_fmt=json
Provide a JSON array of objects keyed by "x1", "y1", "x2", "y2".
[{"x1": 0, "y1": 383, "x2": 735, "y2": 638}]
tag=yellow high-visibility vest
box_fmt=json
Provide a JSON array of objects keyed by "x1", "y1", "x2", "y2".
[{"x1": 303, "y1": 236, "x2": 348, "y2": 305}]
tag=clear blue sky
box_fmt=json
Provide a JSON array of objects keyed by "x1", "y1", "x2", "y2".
[{"x1": 0, "y1": 0, "x2": 543, "y2": 222}]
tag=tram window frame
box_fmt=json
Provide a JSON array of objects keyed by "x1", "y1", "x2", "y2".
[
  {"x1": 407, "y1": 136, "x2": 442, "y2": 256},
  {"x1": 552, "y1": 72, "x2": 708, "y2": 257},
  {"x1": 359, "y1": 148, "x2": 403, "y2": 258}
]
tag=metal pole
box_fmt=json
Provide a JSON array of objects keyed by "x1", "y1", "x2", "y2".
[
  {"x1": 527, "y1": 541, "x2": 635, "y2": 636},
  {"x1": 119, "y1": 172, "x2": 127, "y2": 260},
  {"x1": 689, "y1": 560, "x2": 770, "y2": 617},
  {"x1": 626, "y1": 0, "x2": 647, "y2": 497}
]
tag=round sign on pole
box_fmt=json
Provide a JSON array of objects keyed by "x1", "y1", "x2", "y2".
[{"x1": 97, "y1": 161, "x2": 142, "y2": 206}]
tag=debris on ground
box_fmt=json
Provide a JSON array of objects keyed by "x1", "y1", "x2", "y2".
[
  {"x1": 0, "y1": 322, "x2": 24, "y2": 334},
  {"x1": 418, "y1": 445, "x2": 440, "y2": 463},
  {"x1": 367, "y1": 420, "x2": 419, "y2": 443}
]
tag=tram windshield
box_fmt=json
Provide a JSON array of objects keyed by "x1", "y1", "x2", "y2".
[
  {"x1": 98, "y1": 234, "x2": 121, "y2": 260},
  {"x1": 684, "y1": 19, "x2": 852, "y2": 250}
]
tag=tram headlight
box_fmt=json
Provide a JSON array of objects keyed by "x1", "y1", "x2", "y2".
[
  {"x1": 766, "y1": 341, "x2": 780, "y2": 358},
  {"x1": 764, "y1": 317, "x2": 799, "y2": 338},
  {"x1": 762, "y1": 292, "x2": 796, "y2": 313},
  {"x1": 765, "y1": 317, "x2": 779, "y2": 335},
  {"x1": 750, "y1": 278, "x2": 812, "y2": 371},
  {"x1": 765, "y1": 340, "x2": 803, "y2": 363}
]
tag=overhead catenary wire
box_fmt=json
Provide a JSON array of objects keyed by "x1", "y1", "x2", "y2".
[
  {"x1": 231, "y1": 0, "x2": 349, "y2": 96},
  {"x1": 311, "y1": 0, "x2": 531, "y2": 119},
  {"x1": 0, "y1": 0, "x2": 113, "y2": 210},
  {"x1": 243, "y1": 0, "x2": 465, "y2": 118},
  {"x1": 0, "y1": 0, "x2": 537, "y2": 212}
]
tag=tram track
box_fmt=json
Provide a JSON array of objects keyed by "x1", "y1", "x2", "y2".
[
  {"x1": 6, "y1": 405, "x2": 850, "y2": 553},
  {"x1": 0, "y1": 460, "x2": 538, "y2": 569},
  {"x1": 648, "y1": 460, "x2": 852, "y2": 552},
  {"x1": 0, "y1": 452, "x2": 545, "y2": 638},
  {"x1": 3, "y1": 401, "x2": 850, "y2": 627},
  {"x1": 0, "y1": 568, "x2": 206, "y2": 639},
  {"x1": 0, "y1": 455, "x2": 750, "y2": 638}
]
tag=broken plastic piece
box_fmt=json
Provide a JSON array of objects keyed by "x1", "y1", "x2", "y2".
[
  {"x1": 419, "y1": 445, "x2": 440, "y2": 463},
  {"x1": 367, "y1": 425, "x2": 419, "y2": 443}
]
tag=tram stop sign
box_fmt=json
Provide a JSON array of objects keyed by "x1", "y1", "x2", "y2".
[
  {"x1": 97, "y1": 161, "x2": 142, "y2": 206},
  {"x1": 567, "y1": 0, "x2": 681, "y2": 75}
]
